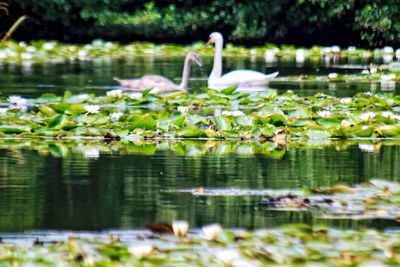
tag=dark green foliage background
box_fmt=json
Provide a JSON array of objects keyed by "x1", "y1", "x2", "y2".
[{"x1": 3, "y1": 0, "x2": 400, "y2": 46}]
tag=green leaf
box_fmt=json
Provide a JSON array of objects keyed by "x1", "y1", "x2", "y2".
[
  {"x1": 236, "y1": 116, "x2": 254, "y2": 127},
  {"x1": 317, "y1": 118, "x2": 341, "y2": 128},
  {"x1": 177, "y1": 128, "x2": 207, "y2": 137},
  {"x1": 38, "y1": 105, "x2": 57, "y2": 116},
  {"x1": 0, "y1": 125, "x2": 31, "y2": 134},
  {"x1": 221, "y1": 85, "x2": 238, "y2": 95},
  {"x1": 48, "y1": 114, "x2": 68, "y2": 129},
  {"x1": 262, "y1": 124, "x2": 277, "y2": 137},
  {"x1": 186, "y1": 114, "x2": 204, "y2": 125},
  {"x1": 67, "y1": 104, "x2": 87, "y2": 115},
  {"x1": 173, "y1": 115, "x2": 186, "y2": 127},
  {"x1": 142, "y1": 88, "x2": 152, "y2": 97},
  {"x1": 305, "y1": 129, "x2": 331, "y2": 139},
  {"x1": 129, "y1": 115, "x2": 157, "y2": 130},
  {"x1": 214, "y1": 116, "x2": 231, "y2": 131},
  {"x1": 157, "y1": 118, "x2": 171, "y2": 131}
]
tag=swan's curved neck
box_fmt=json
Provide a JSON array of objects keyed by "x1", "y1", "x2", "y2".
[
  {"x1": 179, "y1": 55, "x2": 191, "y2": 90},
  {"x1": 209, "y1": 38, "x2": 223, "y2": 80}
]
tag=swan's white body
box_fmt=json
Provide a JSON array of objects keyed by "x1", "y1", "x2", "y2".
[
  {"x1": 114, "y1": 52, "x2": 201, "y2": 93},
  {"x1": 207, "y1": 32, "x2": 278, "y2": 89}
]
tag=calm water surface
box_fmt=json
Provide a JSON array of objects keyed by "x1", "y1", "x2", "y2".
[
  {"x1": 0, "y1": 140, "x2": 399, "y2": 232},
  {"x1": 0, "y1": 55, "x2": 399, "y2": 97},
  {"x1": 0, "y1": 56, "x2": 400, "y2": 234}
]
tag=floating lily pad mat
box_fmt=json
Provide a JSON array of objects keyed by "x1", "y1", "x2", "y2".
[
  {"x1": 0, "y1": 40, "x2": 399, "y2": 63},
  {"x1": 2, "y1": 222, "x2": 400, "y2": 266},
  {"x1": 1, "y1": 89, "x2": 400, "y2": 139}
]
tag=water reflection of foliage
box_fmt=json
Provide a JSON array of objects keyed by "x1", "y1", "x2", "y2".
[{"x1": 0, "y1": 139, "x2": 399, "y2": 231}]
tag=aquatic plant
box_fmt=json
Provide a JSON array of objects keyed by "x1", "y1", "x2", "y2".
[
  {"x1": 2, "y1": 218, "x2": 400, "y2": 265},
  {"x1": 0, "y1": 39, "x2": 399, "y2": 65},
  {"x1": 0, "y1": 89, "x2": 400, "y2": 140}
]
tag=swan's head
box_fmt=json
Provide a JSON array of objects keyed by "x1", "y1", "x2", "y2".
[
  {"x1": 207, "y1": 32, "x2": 223, "y2": 45},
  {"x1": 187, "y1": 52, "x2": 202, "y2": 67}
]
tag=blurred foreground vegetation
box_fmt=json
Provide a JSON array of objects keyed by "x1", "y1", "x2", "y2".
[{"x1": 3, "y1": 0, "x2": 400, "y2": 47}]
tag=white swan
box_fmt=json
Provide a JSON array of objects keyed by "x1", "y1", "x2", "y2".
[
  {"x1": 114, "y1": 52, "x2": 202, "y2": 93},
  {"x1": 207, "y1": 32, "x2": 278, "y2": 89}
]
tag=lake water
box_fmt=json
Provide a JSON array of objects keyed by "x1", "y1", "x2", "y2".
[
  {"x1": 0, "y1": 55, "x2": 400, "y2": 234},
  {"x1": 0, "y1": 55, "x2": 398, "y2": 97}
]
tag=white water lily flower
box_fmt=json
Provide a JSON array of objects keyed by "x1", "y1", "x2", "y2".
[
  {"x1": 358, "y1": 144, "x2": 376, "y2": 153},
  {"x1": 26, "y1": 46, "x2": 36, "y2": 53},
  {"x1": 202, "y1": 223, "x2": 223, "y2": 240},
  {"x1": 127, "y1": 92, "x2": 142, "y2": 99},
  {"x1": 369, "y1": 66, "x2": 378, "y2": 74},
  {"x1": 383, "y1": 46, "x2": 394, "y2": 54},
  {"x1": 128, "y1": 244, "x2": 153, "y2": 259},
  {"x1": 78, "y1": 50, "x2": 88, "y2": 58},
  {"x1": 214, "y1": 249, "x2": 240, "y2": 266},
  {"x1": 43, "y1": 42, "x2": 56, "y2": 50},
  {"x1": 264, "y1": 50, "x2": 276, "y2": 58},
  {"x1": 381, "y1": 111, "x2": 394, "y2": 118},
  {"x1": 383, "y1": 54, "x2": 393, "y2": 63},
  {"x1": 8, "y1": 95, "x2": 27, "y2": 105},
  {"x1": 8, "y1": 96, "x2": 28, "y2": 108},
  {"x1": 177, "y1": 106, "x2": 190, "y2": 113},
  {"x1": 341, "y1": 120, "x2": 352, "y2": 127},
  {"x1": 331, "y1": 45, "x2": 340, "y2": 53},
  {"x1": 328, "y1": 73, "x2": 338, "y2": 79},
  {"x1": 322, "y1": 47, "x2": 332, "y2": 54},
  {"x1": 361, "y1": 69, "x2": 370, "y2": 74},
  {"x1": 380, "y1": 73, "x2": 396, "y2": 81},
  {"x1": 84, "y1": 104, "x2": 100, "y2": 114},
  {"x1": 360, "y1": 111, "x2": 376, "y2": 121},
  {"x1": 264, "y1": 49, "x2": 278, "y2": 62},
  {"x1": 221, "y1": 110, "x2": 245, "y2": 117},
  {"x1": 396, "y1": 49, "x2": 400, "y2": 59},
  {"x1": 172, "y1": 220, "x2": 189, "y2": 238},
  {"x1": 110, "y1": 112, "x2": 123, "y2": 121},
  {"x1": 106, "y1": 89, "x2": 123, "y2": 98},
  {"x1": 66, "y1": 93, "x2": 90, "y2": 103},
  {"x1": 392, "y1": 114, "x2": 400, "y2": 120},
  {"x1": 83, "y1": 148, "x2": 100, "y2": 159},
  {"x1": 295, "y1": 49, "x2": 306, "y2": 59},
  {"x1": 347, "y1": 46, "x2": 356, "y2": 52},
  {"x1": 21, "y1": 52, "x2": 32, "y2": 60},
  {"x1": 5, "y1": 50, "x2": 17, "y2": 57},
  {"x1": 339, "y1": 97, "x2": 352, "y2": 104},
  {"x1": 105, "y1": 42, "x2": 114, "y2": 48},
  {"x1": 316, "y1": 110, "x2": 332, "y2": 118}
]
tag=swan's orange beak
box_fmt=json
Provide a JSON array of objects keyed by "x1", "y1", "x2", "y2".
[{"x1": 206, "y1": 39, "x2": 212, "y2": 46}]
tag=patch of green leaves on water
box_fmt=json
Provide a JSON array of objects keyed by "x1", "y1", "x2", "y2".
[
  {"x1": 179, "y1": 179, "x2": 400, "y2": 222},
  {"x1": 0, "y1": 39, "x2": 398, "y2": 63},
  {"x1": 1, "y1": 89, "x2": 400, "y2": 140},
  {"x1": 2, "y1": 222, "x2": 400, "y2": 266}
]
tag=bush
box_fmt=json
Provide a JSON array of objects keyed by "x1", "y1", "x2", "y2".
[{"x1": 3, "y1": 0, "x2": 400, "y2": 46}]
